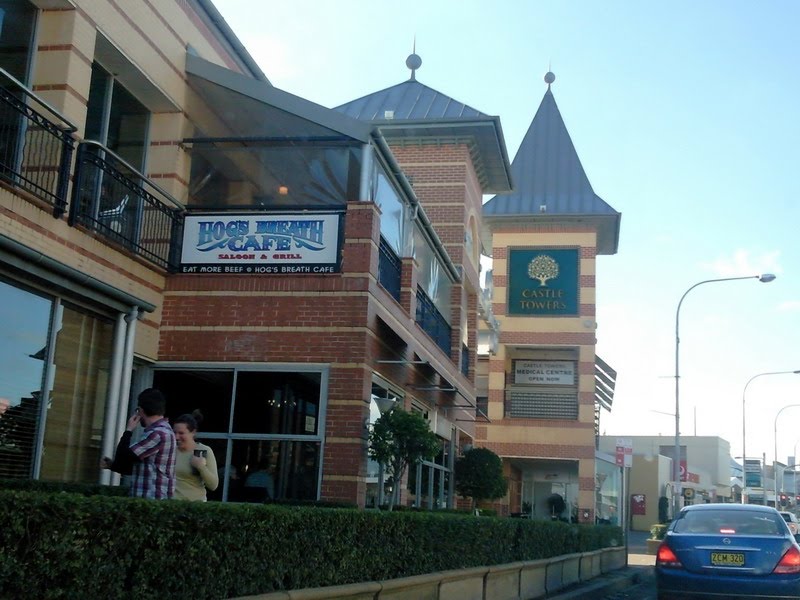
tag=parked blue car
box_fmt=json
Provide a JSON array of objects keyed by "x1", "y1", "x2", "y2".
[{"x1": 656, "y1": 503, "x2": 800, "y2": 600}]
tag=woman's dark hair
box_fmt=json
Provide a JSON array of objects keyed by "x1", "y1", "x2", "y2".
[{"x1": 174, "y1": 410, "x2": 203, "y2": 432}]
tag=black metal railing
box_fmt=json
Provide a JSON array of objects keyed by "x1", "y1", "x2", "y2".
[
  {"x1": 69, "y1": 141, "x2": 184, "y2": 271},
  {"x1": 0, "y1": 68, "x2": 76, "y2": 217},
  {"x1": 461, "y1": 343, "x2": 470, "y2": 377},
  {"x1": 415, "y1": 287, "x2": 451, "y2": 355},
  {"x1": 378, "y1": 236, "x2": 402, "y2": 302}
]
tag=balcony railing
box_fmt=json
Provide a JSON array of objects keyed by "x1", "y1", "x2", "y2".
[
  {"x1": 69, "y1": 141, "x2": 184, "y2": 271},
  {"x1": 378, "y1": 236, "x2": 402, "y2": 302},
  {"x1": 416, "y1": 287, "x2": 451, "y2": 356},
  {"x1": 0, "y1": 68, "x2": 76, "y2": 216}
]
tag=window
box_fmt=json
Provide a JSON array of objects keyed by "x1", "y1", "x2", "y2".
[
  {"x1": 153, "y1": 367, "x2": 326, "y2": 502},
  {"x1": 373, "y1": 162, "x2": 406, "y2": 254},
  {"x1": 0, "y1": 279, "x2": 51, "y2": 479},
  {"x1": 40, "y1": 304, "x2": 114, "y2": 481},
  {"x1": 0, "y1": 0, "x2": 37, "y2": 82},
  {"x1": 85, "y1": 61, "x2": 149, "y2": 170},
  {"x1": 0, "y1": 1, "x2": 37, "y2": 181},
  {"x1": 365, "y1": 377, "x2": 402, "y2": 508},
  {"x1": 413, "y1": 223, "x2": 452, "y2": 325},
  {"x1": 0, "y1": 278, "x2": 114, "y2": 482},
  {"x1": 187, "y1": 143, "x2": 361, "y2": 208}
]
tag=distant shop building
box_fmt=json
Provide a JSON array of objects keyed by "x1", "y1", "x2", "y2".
[{"x1": 598, "y1": 435, "x2": 733, "y2": 530}]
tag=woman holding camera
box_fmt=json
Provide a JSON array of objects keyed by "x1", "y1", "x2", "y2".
[{"x1": 173, "y1": 411, "x2": 219, "y2": 501}]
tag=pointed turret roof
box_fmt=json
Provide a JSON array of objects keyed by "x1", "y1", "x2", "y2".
[{"x1": 482, "y1": 74, "x2": 620, "y2": 254}]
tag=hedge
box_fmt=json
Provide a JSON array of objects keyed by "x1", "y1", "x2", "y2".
[
  {"x1": 0, "y1": 477, "x2": 129, "y2": 497},
  {"x1": 0, "y1": 489, "x2": 622, "y2": 599}
]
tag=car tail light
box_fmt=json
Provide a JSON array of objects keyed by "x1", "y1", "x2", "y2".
[
  {"x1": 656, "y1": 543, "x2": 682, "y2": 568},
  {"x1": 773, "y1": 546, "x2": 800, "y2": 574}
]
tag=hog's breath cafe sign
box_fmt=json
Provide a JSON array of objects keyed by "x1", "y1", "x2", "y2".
[
  {"x1": 507, "y1": 248, "x2": 579, "y2": 316},
  {"x1": 180, "y1": 213, "x2": 342, "y2": 274}
]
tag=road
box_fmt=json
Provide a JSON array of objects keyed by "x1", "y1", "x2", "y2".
[
  {"x1": 604, "y1": 530, "x2": 657, "y2": 600},
  {"x1": 601, "y1": 570, "x2": 657, "y2": 600}
]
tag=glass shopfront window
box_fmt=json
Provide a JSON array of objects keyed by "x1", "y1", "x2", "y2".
[
  {"x1": 365, "y1": 378, "x2": 402, "y2": 508},
  {"x1": 40, "y1": 305, "x2": 114, "y2": 481},
  {"x1": 187, "y1": 143, "x2": 361, "y2": 209},
  {"x1": 153, "y1": 367, "x2": 325, "y2": 502},
  {"x1": 0, "y1": 279, "x2": 114, "y2": 482},
  {"x1": 0, "y1": 279, "x2": 51, "y2": 479}
]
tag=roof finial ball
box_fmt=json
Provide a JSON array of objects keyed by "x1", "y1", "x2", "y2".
[
  {"x1": 544, "y1": 71, "x2": 556, "y2": 87},
  {"x1": 406, "y1": 52, "x2": 422, "y2": 81}
]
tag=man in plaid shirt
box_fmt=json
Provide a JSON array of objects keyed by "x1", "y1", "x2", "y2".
[{"x1": 103, "y1": 388, "x2": 176, "y2": 499}]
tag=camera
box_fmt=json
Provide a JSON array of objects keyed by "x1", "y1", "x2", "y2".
[{"x1": 193, "y1": 449, "x2": 207, "y2": 458}]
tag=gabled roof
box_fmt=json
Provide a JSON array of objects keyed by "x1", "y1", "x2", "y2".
[
  {"x1": 336, "y1": 79, "x2": 487, "y2": 121},
  {"x1": 482, "y1": 81, "x2": 621, "y2": 255}
]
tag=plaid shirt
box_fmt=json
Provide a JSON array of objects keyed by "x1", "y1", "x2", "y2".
[{"x1": 129, "y1": 418, "x2": 176, "y2": 499}]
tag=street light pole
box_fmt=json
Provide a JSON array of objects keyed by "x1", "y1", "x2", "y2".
[
  {"x1": 674, "y1": 274, "x2": 776, "y2": 518},
  {"x1": 774, "y1": 404, "x2": 800, "y2": 507},
  {"x1": 742, "y1": 370, "x2": 800, "y2": 503}
]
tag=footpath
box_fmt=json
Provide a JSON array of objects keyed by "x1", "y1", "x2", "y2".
[{"x1": 546, "y1": 530, "x2": 656, "y2": 600}]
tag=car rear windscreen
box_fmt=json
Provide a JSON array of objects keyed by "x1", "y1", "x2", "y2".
[{"x1": 673, "y1": 510, "x2": 785, "y2": 536}]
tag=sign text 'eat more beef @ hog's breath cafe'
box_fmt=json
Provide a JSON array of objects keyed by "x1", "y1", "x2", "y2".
[{"x1": 179, "y1": 213, "x2": 343, "y2": 275}]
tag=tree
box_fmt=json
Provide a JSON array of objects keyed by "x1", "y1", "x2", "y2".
[
  {"x1": 454, "y1": 447, "x2": 508, "y2": 511},
  {"x1": 368, "y1": 407, "x2": 439, "y2": 511}
]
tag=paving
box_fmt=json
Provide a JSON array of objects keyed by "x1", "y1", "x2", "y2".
[{"x1": 546, "y1": 530, "x2": 656, "y2": 600}]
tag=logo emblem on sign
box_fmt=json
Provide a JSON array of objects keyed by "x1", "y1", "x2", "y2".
[{"x1": 528, "y1": 255, "x2": 559, "y2": 286}]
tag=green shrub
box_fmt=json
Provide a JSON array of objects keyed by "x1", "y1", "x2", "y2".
[
  {"x1": 650, "y1": 523, "x2": 668, "y2": 540},
  {"x1": 0, "y1": 477, "x2": 129, "y2": 496},
  {"x1": 0, "y1": 489, "x2": 622, "y2": 599}
]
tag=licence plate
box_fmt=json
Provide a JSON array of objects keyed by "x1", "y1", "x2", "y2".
[{"x1": 711, "y1": 552, "x2": 745, "y2": 566}]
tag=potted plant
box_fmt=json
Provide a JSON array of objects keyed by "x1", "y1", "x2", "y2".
[{"x1": 647, "y1": 523, "x2": 668, "y2": 554}]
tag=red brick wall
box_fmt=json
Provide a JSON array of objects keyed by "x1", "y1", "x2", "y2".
[{"x1": 160, "y1": 202, "x2": 379, "y2": 506}]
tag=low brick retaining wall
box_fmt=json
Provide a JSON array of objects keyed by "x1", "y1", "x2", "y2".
[{"x1": 234, "y1": 546, "x2": 626, "y2": 600}]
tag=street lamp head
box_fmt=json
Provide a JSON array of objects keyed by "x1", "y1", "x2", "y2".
[{"x1": 759, "y1": 273, "x2": 777, "y2": 283}]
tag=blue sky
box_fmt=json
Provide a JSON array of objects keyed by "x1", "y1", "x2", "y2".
[{"x1": 214, "y1": 0, "x2": 800, "y2": 466}]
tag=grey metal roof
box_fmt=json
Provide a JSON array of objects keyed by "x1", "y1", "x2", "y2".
[
  {"x1": 335, "y1": 80, "x2": 513, "y2": 194},
  {"x1": 335, "y1": 80, "x2": 487, "y2": 121},
  {"x1": 482, "y1": 87, "x2": 621, "y2": 254}
]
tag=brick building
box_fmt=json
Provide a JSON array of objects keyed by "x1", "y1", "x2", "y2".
[
  {"x1": 0, "y1": 1, "x2": 507, "y2": 508},
  {"x1": 477, "y1": 73, "x2": 621, "y2": 522}
]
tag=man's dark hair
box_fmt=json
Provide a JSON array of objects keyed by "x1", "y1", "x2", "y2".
[{"x1": 137, "y1": 388, "x2": 166, "y2": 416}]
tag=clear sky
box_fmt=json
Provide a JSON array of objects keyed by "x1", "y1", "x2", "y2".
[{"x1": 213, "y1": 0, "x2": 800, "y2": 467}]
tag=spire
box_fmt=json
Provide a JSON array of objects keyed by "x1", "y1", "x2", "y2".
[{"x1": 406, "y1": 37, "x2": 422, "y2": 81}]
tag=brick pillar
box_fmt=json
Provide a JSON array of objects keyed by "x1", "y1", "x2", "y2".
[
  {"x1": 343, "y1": 201, "x2": 379, "y2": 275},
  {"x1": 32, "y1": 8, "x2": 96, "y2": 133},
  {"x1": 400, "y1": 257, "x2": 418, "y2": 317},
  {"x1": 449, "y1": 282, "x2": 465, "y2": 364},
  {"x1": 321, "y1": 364, "x2": 372, "y2": 507}
]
